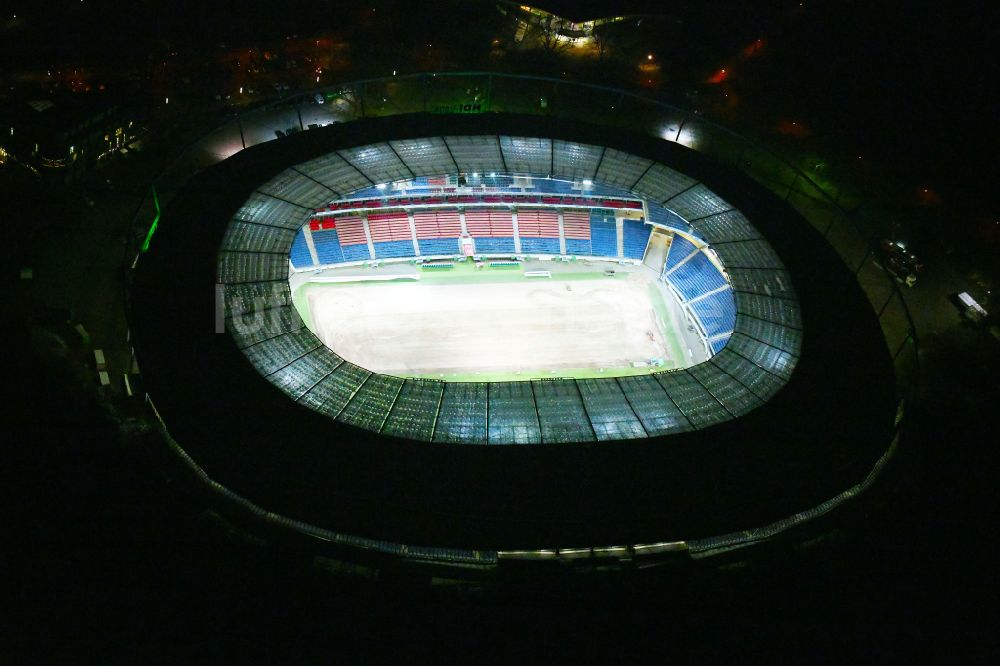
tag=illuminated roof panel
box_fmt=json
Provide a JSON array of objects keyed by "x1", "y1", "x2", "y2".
[
  {"x1": 234, "y1": 192, "x2": 309, "y2": 229},
  {"x1": 666, "y1": 183, "x2": 733, "y2": 221},
  {"x1": 594, "y1": 148, "x2": 653, "y2": 189},
  {"x1": 632, "y1": 163, "x2": 697, "y2": 203},
  {"x1": 551, "y1": 140, "x2": 603, "y2": 182},
  {"x1": 499, "y1": 136, "x2": 552, "y2": 175},
  {"x1": 217, "y1": 136, "x2": 801, "y2": 445},
  {"x1": 339, "y1": 143, "x2": 413, "y2": 184},
  {"x1": 258, "y1": 168, "x2": 335, "y2": 208},
  {"x1": 389, "y1": 137, "x2": 457, "y2": 176}
]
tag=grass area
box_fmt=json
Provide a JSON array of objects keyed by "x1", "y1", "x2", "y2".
[
  {"x1": 647, "y1": 281, "x2": 686, "y2": 368},
  {"x1": 291, "y1": 281, "x2": 314, "y2": 330}
]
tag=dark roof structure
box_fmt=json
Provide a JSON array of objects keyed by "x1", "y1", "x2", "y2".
[{"x1": 130, "y1": 112, "x2": 896, "y2": 558}]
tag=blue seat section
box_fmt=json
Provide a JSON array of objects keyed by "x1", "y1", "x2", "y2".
[
  {"x1": 373, "y1": 240, "x2": 416, "y2": 259},
  {"x1": 663, "y1": 234, "x2": 697, "y2": 275},
  {"x1": 710, "y1": 335, "x2": 731, "y2": 355},
  {"x1": 622, "y1": 219, "x2": 651, "y2": 260},
  {"x1": 648, "y1": 202, "x2": 695, "y2": 236},
  {"x1": 473, "y1": 237, "x2": 515, "y2": 253},
  {"x1": 416, "y1": 238, "x2": 460, "y2": 255},
  {"x1": 312, "y1": 229, "x2": 345, "y2": 265},
  {"x1": 536, "y1": 179, "x2": 576, "y2": 194},
  {"x1": 668, "y1": 252, "x2": 729, "y2": 301},
  {"x1": 289, "y1": 229, "x2": 314, "y2": 269},
  {"x1": 520, "y1": 237, "x2": 561, "y2": 254},
  {"x1": 341, "y1": 243, "x2": 371, "y2": 262},
  {"x1": 690, "y1": 291, "x2": 737, "y2": 338},
  {"x1": 564, "y1": 238, "x2": 592, "y2": 255},
  {"x1": 477, "y1": 174, "x2": 514, "y2": 190},
  {"x1": 589, "y1": 211, "x2": 618, "y2": 258},
  {"x1": 342, "y1": 185, "x2": 386, "y2": 199},
  {"x1": 404, "y1": 176, "x2": 435, "y2": 190}
]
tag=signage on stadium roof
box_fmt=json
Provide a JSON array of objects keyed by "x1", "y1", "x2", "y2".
[{"x1": 432, "y1": 102, "x2": 485, "y2": 114}]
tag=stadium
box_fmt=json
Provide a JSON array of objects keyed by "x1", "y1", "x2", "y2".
[{"x1": 127, "y1": 74, "x2": 915, "y2": 574}]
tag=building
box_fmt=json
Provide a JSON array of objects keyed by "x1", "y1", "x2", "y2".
[{"x1": 0, "y1": 93, "x2": 141, "y2": 183}]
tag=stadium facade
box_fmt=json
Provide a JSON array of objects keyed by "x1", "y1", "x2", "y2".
[{"x1": 127, "y1": 76, "x2": 913, "y2": 573}]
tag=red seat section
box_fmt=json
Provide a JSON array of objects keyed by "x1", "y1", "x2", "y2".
[
  {"x1": 465, "y1": 209, "x2": 513, "y2": 238},
  {"x1": 334, "y1": 216, "x2": 368, "y2": 245},
  {"x1": 413, "y1": 210, "x2": 462, "y2": 239},
  {"x1": 562, "y1": 210, "x2": 591, "y2": 240},
  {"x1": 516, "y1": 209, "x2": 560, "y2": 237},
  {"x1": 366, "y1": 212, "x2": 411, "y2": 242}
]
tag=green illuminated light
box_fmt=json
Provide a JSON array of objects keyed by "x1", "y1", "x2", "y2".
[{"x1": 141, "y1": 186, "x2": 160, "y2": 253}]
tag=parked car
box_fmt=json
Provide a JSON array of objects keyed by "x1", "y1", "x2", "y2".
[{"x1": 875, "y1": 239, "x2": 923, "y2": 286}]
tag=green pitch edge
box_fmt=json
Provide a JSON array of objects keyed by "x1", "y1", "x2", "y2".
[
  {"x1": 404, "y1": 365, "x2": 667, "y2": 383},
  {"x1": 647, "y1": 282, "x2": 686, "y2": 368},
  {"x1": 292, "y1": 283, "x2": 314, "y2": 330}
]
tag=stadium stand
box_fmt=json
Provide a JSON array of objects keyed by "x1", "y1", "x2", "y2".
[
  {"x1": 367, "y1": 211, "x2": 414, "y2": 259},
  {"x1": 516, "y1": 209, "x2": 561, "y2": 254},
  {"x1": 334, "y1": 216, "x2": 371, "y2": 262},
  {"x1": 647, "y1": 200, "x2": 696, "y2": 236},
  {"x1": 589, "y1": 210, "x2": 618, "y2": 257},
  {"x1": 289, "y1": 231, "x2": 314, "y2": 269},
  {"x1": 562, "y1": 209, "x2": 592, "y2": 255},
  {"x1": 690, "y1": 291, "x2": 738, "y2": 338},
  {"x1": 668, "y1": 252, "x2": 730, "y2": 301},
  {"x1": 466, "y1": 209, "x2": 516, "y2": 253},
  {"x1": 709, "y1": 335, "x2": 732, "y2": 355},
  {"x1": 373, "y1": 240, "x2": 415, "y2": 259},
  {"x1": 622, "y1": 219, "x2": 651, "y2": 260},
  {"x1": 474, "y1": 237, "x2": 516, "y2": 253},
  {"x1": 311, "y1": 226, "x2": 345, "y2": 265},
  {"x1": 416, "y1": 238, "x2": 461, "y2": 255},
  {"x1": 662, "y1": 234, "x2": 698, "y2": 275}
]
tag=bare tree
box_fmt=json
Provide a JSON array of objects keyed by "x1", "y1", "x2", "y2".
[
  {"x1": 535, "y1": 26, "x2": 570, "y2": 56},
  {"x1": 591, "y1": 26, "x2": 615, "y2": 61}
]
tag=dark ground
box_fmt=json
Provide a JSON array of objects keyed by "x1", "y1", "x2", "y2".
[{"x1": 4, "y1": 314, "x2": 998, "y2": 661}]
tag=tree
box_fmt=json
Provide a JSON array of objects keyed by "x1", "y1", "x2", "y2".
[
  {"x1": 535, "y1": 26, "x2": 570, "y2": 56},
  {"x1": 591, "y1": 25, "x2": 615, "y2": 61}
]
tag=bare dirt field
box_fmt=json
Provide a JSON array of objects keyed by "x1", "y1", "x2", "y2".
[{"x1": 307, "y1": 275, "x2": 673, "y2": 379}]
